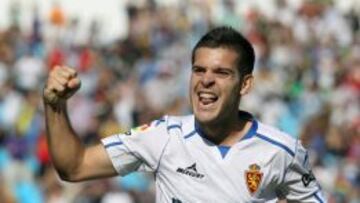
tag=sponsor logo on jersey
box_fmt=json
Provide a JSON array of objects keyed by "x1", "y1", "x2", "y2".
[
  {"x1": 245, "y1": 164, "x2": 263, "y2": 195},
  {"x1": 176, "y1": 163, "x2": 205, "y2": 179},
  {"x1": 301, "y1": 171, "x2": 316, "y2": 187},
  {"x1": 124, "y1": 124, "x2": 151, "y2": 136},
  {"x1": 134, "y1": 124, "x2": 150, "y2": 132}
]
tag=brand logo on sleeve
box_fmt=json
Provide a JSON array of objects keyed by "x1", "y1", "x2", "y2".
[
  {"x1": 245, "y1": 164, "x2": 263, "y2": 195},
  {"x1": 301, "y1": 171, "x2": 316, "y2": 187},
  {"x1": 176, "y1": 163, "x2": 205, "y2": 179}
]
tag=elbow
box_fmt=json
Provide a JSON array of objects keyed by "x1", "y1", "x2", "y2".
[
  {"x1": 57, "y1": 170, "x2": 83, "y2": 182},
  {"x1": 58, "y1": 172, "x2": 75, "y2": 182},
  {"x1": 53, "y1": 161, "x2": 85, "y2": 182}
]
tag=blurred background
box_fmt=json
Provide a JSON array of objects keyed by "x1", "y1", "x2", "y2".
[{"x1": 0, "y1": 0, "x2": 359, "y2": 202}]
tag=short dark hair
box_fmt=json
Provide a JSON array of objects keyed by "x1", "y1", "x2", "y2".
[{"x1": 191, "y1": 26, "x2": 255, "y2": 76}]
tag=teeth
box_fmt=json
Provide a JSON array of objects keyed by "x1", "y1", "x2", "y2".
[
  {"x1": 198, "y1": 92, "x2": 218, "y2": 105},
  {"x1": 199, "y1": 92, "x2": 217, "y2": 99}
]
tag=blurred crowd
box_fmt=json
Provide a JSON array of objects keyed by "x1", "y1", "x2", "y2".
[{"x1": 0, "y1": 0, "x2": 359, "y2": 202}]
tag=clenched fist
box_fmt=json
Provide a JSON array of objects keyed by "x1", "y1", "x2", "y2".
[{"x1": 44, "y1": 66, "x2": 81, "y2": 105}]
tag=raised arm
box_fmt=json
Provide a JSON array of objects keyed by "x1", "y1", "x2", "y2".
[{"x1": 43, "y1": 66, "x2": 117, "y2": 182}]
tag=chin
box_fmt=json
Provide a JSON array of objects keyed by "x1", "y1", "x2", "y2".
[{"x1": 194, "y1": 110, "x2": 220, "y2": 125}]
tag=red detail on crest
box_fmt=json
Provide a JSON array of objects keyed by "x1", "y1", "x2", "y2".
[{"x1": 245, "y1": 164, "x2": 263, "y2": 195}]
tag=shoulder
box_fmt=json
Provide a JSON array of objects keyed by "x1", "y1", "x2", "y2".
[
  {"x1": 254, "y1": 121, "x2": 298, "y2": 159},
  {"x1": 150, "y1": 114, "x2": 194, "y2": 134}
]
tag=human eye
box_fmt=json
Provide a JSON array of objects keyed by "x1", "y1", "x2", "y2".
[
  {"x1": 215, "y1": 68, "x2": 232, "y2": 77},
  {"x1": 192, "y1": 66, "x2": 206, "y2": 74}
]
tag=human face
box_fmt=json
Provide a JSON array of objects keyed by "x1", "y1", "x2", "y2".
[{"x1": 190, "y1": 47, "x2": 242, "y2": 125}]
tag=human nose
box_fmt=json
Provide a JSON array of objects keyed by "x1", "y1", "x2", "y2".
[{"x1": 200, "y1": 72, "x2": 215, "y2": 87}]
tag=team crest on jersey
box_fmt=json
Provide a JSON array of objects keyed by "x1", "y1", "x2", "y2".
[{"x1": 245, "y1": 164, "x2": 263, "y2": 195}]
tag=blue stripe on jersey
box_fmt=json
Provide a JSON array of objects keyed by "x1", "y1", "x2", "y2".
[
  {"x1": 255, "y1": 134, "x2": 295, "y2": 157},
  {"x1": 241, "y1": 120, "x2": 258, "y2": 140},
  {"x1": 303, "y1": 151, "x2": 309, "y2": 166},
  {"x1": 314, "y1": 191, "x2": 324, "y2": 203},
  {"x1": 184, "y1": 130, "x2": 196, "y2": 139},
  {"x1": 167, "y1": 124, "x2": 182, "y2": 131},
  {"x1": 104, "y1": 141, "x2": 123, "y2": 149},
  {"x1": 155, "y1": 118, "x2": 166, "y2": 126}
]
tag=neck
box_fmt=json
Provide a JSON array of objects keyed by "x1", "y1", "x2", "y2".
[{"x1": 196, "y1": 114, "x2": 251, "y2": 146}]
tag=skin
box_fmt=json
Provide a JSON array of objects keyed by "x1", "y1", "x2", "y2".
[{"x1": 190, "y1": 47, "x2": 254, "y2": 146}]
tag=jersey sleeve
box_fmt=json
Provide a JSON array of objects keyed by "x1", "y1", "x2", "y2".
[
  {"x1": 280, "y1": 140, "x2": 326, "y2": 202},
  {"x1": 101, "y1": 117, "x2": 170, "y2": 176}
]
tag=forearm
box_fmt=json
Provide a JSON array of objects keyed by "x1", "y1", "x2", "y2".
[{"x1": 44, "y1": 100, "x2": 85, "y2": 179}]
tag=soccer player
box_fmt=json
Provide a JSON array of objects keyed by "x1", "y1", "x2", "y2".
[{"x1": 43, "y1": 26, "x2": 325, "y2": 202}]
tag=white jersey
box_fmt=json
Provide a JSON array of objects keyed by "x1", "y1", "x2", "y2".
[{"x1": 101, "y1": 112, "x2": 325, "y2": 203}]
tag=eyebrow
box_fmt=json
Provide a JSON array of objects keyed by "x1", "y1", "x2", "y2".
[
  {"x1": 191, "y1": 65, "x2": 206, "y2": 70},
  {"x1": 214, "y1": 67, "x2": 234, "y2": 73},
  {"x1": 192, "y1": 65, "x2": 234, "y2": 71}
]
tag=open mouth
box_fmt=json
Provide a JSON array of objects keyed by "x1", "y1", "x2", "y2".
[{"x1": 198, "y1": 91, "x2": 218, "y2": 106}]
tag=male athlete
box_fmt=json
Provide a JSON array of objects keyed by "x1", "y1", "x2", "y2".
[{"x1": 44, "y1": 27, "x2": 326, "y2": 202}]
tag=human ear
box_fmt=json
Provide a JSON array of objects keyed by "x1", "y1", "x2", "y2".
[{"x1": 240, "y1": 74, "x2": 254, "y2": 96}]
